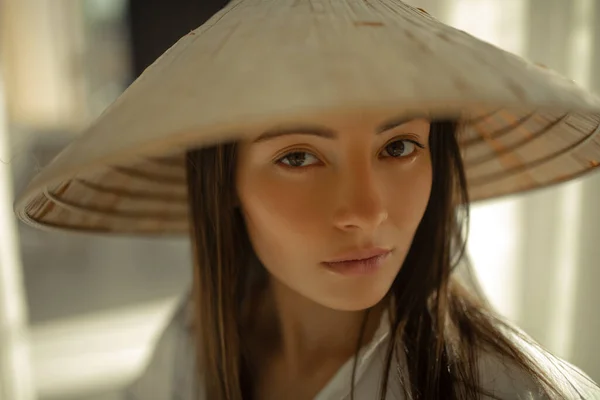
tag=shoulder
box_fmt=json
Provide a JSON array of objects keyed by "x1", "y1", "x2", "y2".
[
  {"x1": 124, "y1": 294, "x2": 201, "y2": 400},
  {"x1": 476, "y1": 327, "x2": 600, "y2": 400}
]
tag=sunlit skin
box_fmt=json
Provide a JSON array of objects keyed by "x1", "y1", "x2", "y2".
[{"x1": 236, "y1": 116, "x2": 432, "y2": 399}]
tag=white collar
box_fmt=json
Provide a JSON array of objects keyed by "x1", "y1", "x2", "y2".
[{"x1": 314, "y1": 310, "x2": 393, "y2": 400}]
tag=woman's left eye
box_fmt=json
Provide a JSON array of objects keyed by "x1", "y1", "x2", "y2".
[
  {"x1": 277, "y1": 151, "x2": 320, "y2": 168},
  {"x1": 381, "y1": 139, "x2": 423, "y2": 158}
]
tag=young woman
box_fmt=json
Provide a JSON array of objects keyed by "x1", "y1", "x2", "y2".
[{"x1": 14, "y1": 0, "x2": 600, "y2": 399}]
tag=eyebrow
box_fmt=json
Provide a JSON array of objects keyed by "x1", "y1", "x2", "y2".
[
  {"x1": 377, "y1": 116, "x2": 426, "y2": 134},
  {"x1": 252, "y1": 116, "x2": 426, "y2": 143},
  {"x1": 253, "y1": 125, "x2": 336, "y2": 143}
]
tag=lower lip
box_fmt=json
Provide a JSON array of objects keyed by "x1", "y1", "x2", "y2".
[{"x1": 322, "y1": 252, "x2": 391, "y2": 276}]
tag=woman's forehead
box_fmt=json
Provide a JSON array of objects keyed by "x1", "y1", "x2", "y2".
[{"x1": 248, "y1": 115, "x2": 431, "y2": 143}]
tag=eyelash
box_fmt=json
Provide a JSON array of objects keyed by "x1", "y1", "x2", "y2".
[{"x1": 275, "y1": 138, "x2": 426, "y2": 169}]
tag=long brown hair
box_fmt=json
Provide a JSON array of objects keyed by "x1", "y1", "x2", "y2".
[{"x1": 186, "y1": 120, "x2": 582, "y2": 399}]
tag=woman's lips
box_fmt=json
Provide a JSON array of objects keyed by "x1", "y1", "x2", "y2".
[
  {"x1": 324, "y1": 247, "x2": 391, "y2": 263},
  {"x1": 321, "y1": 249, "x2": 392, "y2": 276}
]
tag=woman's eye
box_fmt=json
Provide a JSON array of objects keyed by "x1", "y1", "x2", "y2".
[
  {"x1": 277, "y1": 151, "x2": 320, "y2": 168},
  {"x1": 381, "y1": 139, "x2": 421, "y2": 158}
]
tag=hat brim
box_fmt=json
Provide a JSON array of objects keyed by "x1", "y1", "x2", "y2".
[{"x1": 13, "y1": 0, "x2": 600, "y2": 235}]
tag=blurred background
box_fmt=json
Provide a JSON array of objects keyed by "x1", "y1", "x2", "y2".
[{"x1": 0, "y1": 0, "x2": 599, "y2": 399}]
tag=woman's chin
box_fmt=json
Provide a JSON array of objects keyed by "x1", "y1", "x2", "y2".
[{"x1": 319, "y1": 289, "x2": 389, "y2": 312}]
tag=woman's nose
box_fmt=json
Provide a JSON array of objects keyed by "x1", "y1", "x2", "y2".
[{"x1": 332, "y1": 168, "x2": 388, "y2": 233}]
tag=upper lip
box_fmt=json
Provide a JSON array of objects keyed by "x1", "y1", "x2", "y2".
[{"x1": 324, "y1": 247, "x2": 392, "y2": 263}]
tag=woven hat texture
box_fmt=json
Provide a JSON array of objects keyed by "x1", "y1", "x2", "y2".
[{"x1": 14, "y1": 0, "x2": 600, "y2": 234}]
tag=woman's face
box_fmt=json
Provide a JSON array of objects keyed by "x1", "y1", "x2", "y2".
[{"x1": 236, "y1": 115, "x2": 432, "y2": 311}]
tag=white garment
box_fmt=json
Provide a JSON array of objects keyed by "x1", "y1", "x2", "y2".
[{"x1": 125, "y1": 296, "x2": 600, "y2": 399}]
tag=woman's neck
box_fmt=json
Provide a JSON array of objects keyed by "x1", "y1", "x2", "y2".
[{"x1": 247, "y1": 278, "x2": 387, "y2": 377}]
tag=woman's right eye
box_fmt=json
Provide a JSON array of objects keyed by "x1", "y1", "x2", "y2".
[{"x1": 277, "y1": 151, "x2": 321, "y2": 168}]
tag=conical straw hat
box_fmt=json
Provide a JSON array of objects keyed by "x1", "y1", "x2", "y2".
[{"x1": 14, "y1": 0, "x2": 600, "y2": 235}]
